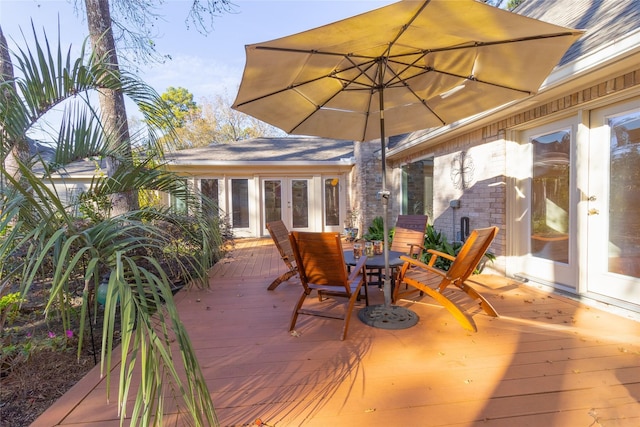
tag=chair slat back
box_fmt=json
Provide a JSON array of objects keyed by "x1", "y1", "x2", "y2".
[
  {"x1": 266, "y1": 220, "x2": 295, "y2": 265},
  {"x1": 447, "y1": 226, "x2": 499, "y2": 283},
  {"x1": 395, "y1": 215, "x2": 429, "y2": 231},
  {"x1": 391, "y1": 215, "x2": 428, "y2": 255},
  {"x1": 289, "y1": 232, "x2": 350, "y2": 292}
]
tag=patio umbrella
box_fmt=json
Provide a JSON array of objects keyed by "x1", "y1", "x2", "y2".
[{"x1": 232, "y1": 0, "x2": 582, "y2": 328}]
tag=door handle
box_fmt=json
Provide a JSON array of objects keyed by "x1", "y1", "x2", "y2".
[{"x1": 588, "y1": 208, "x2": 599, "y2": 216}]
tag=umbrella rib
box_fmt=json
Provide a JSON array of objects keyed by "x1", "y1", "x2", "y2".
[
  {"x1": 422, "y1": 31, "x2": 581, "y2": 55},
  {"x1": 289, "y1": 56, "x2": 381, "y2": 137}
]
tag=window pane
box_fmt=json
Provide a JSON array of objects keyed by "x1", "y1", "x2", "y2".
[
  {"x1": 608, "y1": 111, "x2": 640, "y2": 277},
  {"x1": 531, "y1": 130, "x2": 570, "y2": 263},
  {"x1": 291, "y1": 179, "x2": 308, "y2": 228},
  {"x1": 200, "y1": 179, "x2": 218, "y2": 217},
  {"x1": 324, "y1": 178, "x2": 340, "y2": 226},
  {"x1": 402, "y1": 158, "x2": 433, "y2": 218},
  {"x1": 231, "y1": 179, "x2": 249, "y2": 228},
  {"x1": 264, "y1": 180, "x2": 282, "y2": 225},
  {"x1": 171, "y1": 179, "x2": 188, "y2": 214}
]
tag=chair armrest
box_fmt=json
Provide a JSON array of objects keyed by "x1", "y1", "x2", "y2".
[
  {"x1": 427, "y1": 249, "x2": 456, "y2": 262},
  {"x1": 348, "y1": 255, "x2": 368, "y2": 282},
  {"x1": 399, "y1": 255, "x2": 447, "y2": 278},
  {"x1": 407, "y1": 243, "x2": 427, "y2": 258}
]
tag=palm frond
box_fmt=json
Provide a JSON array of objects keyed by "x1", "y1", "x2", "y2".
[{"x1": 1, "y1": 26, "x2": 222, "y2": 426}]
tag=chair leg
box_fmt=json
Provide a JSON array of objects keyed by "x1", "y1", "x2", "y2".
[
  {"x1": 289, "y1": 291, "x2": 307, "y2": 333},
  {"x1": 459, "y1": 282, "x2": 499, "y2": 317},
  {"x1": 341, "y1": 291, "x2": 361, "y2": 341},
  {"x1": 268, "y1": 269, "x2": 297, "y2": 290},
  {"x1": 404, "y1": 278, "x2": 477, "y2": 332}
]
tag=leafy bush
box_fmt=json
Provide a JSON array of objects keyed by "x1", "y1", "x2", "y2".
[
  {"x1": 422, "y1": 225, "x2": 495, "y2": 273},
  {"x1": 363, "y1": 216, "x2": 386, "y2": 241},
  {"x1": 358, "y1": 218, "x2": 496, "y2": 273}
]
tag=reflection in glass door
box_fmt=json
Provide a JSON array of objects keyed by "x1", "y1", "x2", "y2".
[
  {"x1": 531, "y1": 129, "x2": 570, "y2": 264},
  {"x1": 588, "y1": 104, "x2": 640, "y2": 307}
]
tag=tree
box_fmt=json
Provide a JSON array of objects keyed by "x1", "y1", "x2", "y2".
[
  {"x1": 85, "y1": 0, "x2": 139, "y2": 215},
  {"x1": 158, "y1": 91, "x2": 284, "y2": 150},
  {"x1": 161, "y1": 86, "x2": 200, "y2": 129},
  {"x1": 0, "y1": 30, "x2": 222, "y2": 426},
  {"x1": 0, "y1": 26, "x2": 29, "y2": 195},
  {"x1": 211, "y1": 93, "x2": 284, "y2": 142},
  {"x1": 507, "y1": 0, "x2": 525, "y2": 10},
  {"x1": 81, "y1": 0, "x2": 235, "y2": 214}
]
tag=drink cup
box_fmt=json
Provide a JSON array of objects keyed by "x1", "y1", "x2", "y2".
[
  {"x1": 353, "y1": 243, "x2": 363, "y2": 259},
  {"x1": 365, "y1": 241, "x2": 374, "y2": 257}
]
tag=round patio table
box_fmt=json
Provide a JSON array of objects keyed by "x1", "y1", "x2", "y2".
[{"x1": 343, "y1": 250, "x2": 406, "y2": 288}]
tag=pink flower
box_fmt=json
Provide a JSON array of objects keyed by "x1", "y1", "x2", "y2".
[
  {"x1": 48, "y1": 331, "x2": 56, "y2": 338},
  {"x1": 66, "y1": 330, "x2": 73, "y2": 339}
]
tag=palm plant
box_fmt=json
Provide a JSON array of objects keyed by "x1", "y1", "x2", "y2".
[{"x1": 1, "y1": 28, "x2": 222, "y2": 426}]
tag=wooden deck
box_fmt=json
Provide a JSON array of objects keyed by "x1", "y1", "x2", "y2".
[{"x1": 33, "y1": 238, "x2": 640, "y2": 426}]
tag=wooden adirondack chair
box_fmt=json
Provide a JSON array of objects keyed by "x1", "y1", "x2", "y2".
[
  {"x1": 394, "y1": 226, "x2": 499, "y2": 332},
  {"x1": 266, "y1": 220, "x2": 298, "y2": 290},
  {"x1": 288, "y1": 231, "x2": 368, "y2": 340}
]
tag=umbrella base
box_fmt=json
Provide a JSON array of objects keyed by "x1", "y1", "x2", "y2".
[{"x1": 358, "y1": 304, "x2": 419, "y2": 330}]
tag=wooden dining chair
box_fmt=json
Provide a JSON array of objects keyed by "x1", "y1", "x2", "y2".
[
  {"x1": 288, "y1": 231, "x2": 368, "y2": 340},
  {"x1": 391, "y1": 215, "x2": 428, "y2": 258},
  {"x1": 394, "y1": 226, "x2": 499, "y2": 332},
  {"x1": 266, "y1": 220, "x2": 298, "y2": 290}
]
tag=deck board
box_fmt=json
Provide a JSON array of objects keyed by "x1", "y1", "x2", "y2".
[{"x1": 32, "y1": 238, "x2": 640, "y2": 427}]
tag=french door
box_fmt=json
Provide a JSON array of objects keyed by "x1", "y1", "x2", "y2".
[
  {"x1": 516, "y1": 118, "x2": 577, "y2": 289},
  {"x1": 262, "y1": 178, "x2": 311, "y2": 234},
  {"x1": 586, "y1": 100, "x2": 640, "y2": 307}
]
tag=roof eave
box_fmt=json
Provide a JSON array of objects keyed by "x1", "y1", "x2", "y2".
[{"x1": 166, "y1": 159, "x2": 355, "y2": 167}]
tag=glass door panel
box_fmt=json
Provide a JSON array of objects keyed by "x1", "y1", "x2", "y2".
[
  {"x1": 324, "y1": 178, "x2": 340, "y2": 227},
  {"x1": 263, "y1": 180, "x2": 283, "y2": 225},
  {"x1": 607, "y1": 112, "x2": 640, "y2": 278},
  {"x1": 290, "y1": 179, "x2": 309, "y2": 229},
  {"x1": 531, "y1": 130, "x2": 570, "y2": 263},
  {"x1": 588, "y1": 103, "x2": 640, "y2": 307},
  {"x1": 518, "y1": 121, "x2": 576, "y2": 288}
]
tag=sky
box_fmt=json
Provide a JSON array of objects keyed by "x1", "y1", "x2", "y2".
[{"x1": 0, "y1": 0, "x2": 397, "y2": 109}]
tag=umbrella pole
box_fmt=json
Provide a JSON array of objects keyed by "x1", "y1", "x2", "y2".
[
  {"x1": 380, "y1": 103, "x2": 391, "y2": 308},
  {"x1": 356, "y1": 64, "x2": 419, "y2": 330}
]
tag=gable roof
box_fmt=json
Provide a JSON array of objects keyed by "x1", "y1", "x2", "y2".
[
  {"x1": 166, "y1": 137, "x2": 354, "y2": 165},
  {"x1": 515, "y1": 0, "x2": 640, "y2": 66}
]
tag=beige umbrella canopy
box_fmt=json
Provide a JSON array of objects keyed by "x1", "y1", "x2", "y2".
[
  {"x1": 233, "y1": 0, "x2": 582, "y2": 142},
  {"x1": 233, "y1": 0, "x2": 582, "y2": 328}
]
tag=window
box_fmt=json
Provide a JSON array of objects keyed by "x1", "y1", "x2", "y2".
[
  {"x1": 401, "y1": 158, "x2": 433, "y2": 219},
  {"x1": 200, "y1": 179, "x2": 219, "y2": 217},
  {"x1": 171, "y1": 179, "x2": 188, "y2": 214},
  {"x1": 324, "y1": 177, "x2": 340, "y2": 227},
  {"x1": 231, "y1": 179, "x2": 249, "y2": 228},
  {"x1": 530, "y1": 129, "x2": 570, "y2": 263}
]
